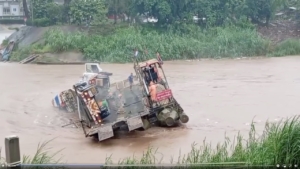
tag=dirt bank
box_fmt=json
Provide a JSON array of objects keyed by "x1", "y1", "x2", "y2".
[
  {"x1": 5, "y1": 25, "x2": 80, "y2": 48},
  {"x1": 257, "y1": 20, "x2": 300, "y2": 43},
  {"x1": 35, "y1": 52, "x2": 86, "y2": 63}
]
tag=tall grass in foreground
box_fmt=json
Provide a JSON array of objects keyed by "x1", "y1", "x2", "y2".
[
  {"x1": 0, "y1": 139, "x2": 62, "y2": 165},
  {"x1": 1, "y1": 116, "x2": 300, "y2": 166},
  {"x1": 110, "y1": 116, "x2": 300, "y2": 165},
  {"x1": 40, "y1": 26, "x2": 269, "y2": 63}
]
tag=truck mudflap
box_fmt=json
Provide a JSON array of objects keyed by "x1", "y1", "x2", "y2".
[
  {"x1": 127, "y1": 115, "x2": 143, "y2": 131},
  {"x1": 97, "y1": 125, "x2": 114, "y2": 141}
]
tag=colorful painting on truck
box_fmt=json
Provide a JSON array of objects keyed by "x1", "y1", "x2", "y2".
[{"x1": 83, "y1": 97, "x2": 109, "y2": 124}]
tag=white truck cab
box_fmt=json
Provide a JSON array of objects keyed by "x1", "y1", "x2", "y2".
[
  {"x1": 85, "y1": 63, "x2": 103, "y2": 73},
  {"x1": 81, "y1": 63, "x2": 103, "y2": 82},
  {"x1": 80, "y1": 63, "x2": 112, "y2": 89}
]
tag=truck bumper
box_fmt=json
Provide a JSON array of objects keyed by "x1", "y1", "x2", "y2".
[{"x1": 127, "y1": 115, "x2": 143, "y2": 131}]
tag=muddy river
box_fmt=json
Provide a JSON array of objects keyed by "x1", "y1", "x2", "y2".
[{"x1": 1, "y1": 56, "x2": 300, "y2": 163}]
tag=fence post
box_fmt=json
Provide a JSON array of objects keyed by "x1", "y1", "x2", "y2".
[{"x1": 5, "y1": 135, "x2": 21, "y2": 169}]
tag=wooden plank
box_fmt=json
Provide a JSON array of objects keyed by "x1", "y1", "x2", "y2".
[
  {"x1": 19, "y1": 54, "x2": 39, "y2": 64},
  {"x1": 35, "y1": 61, "x2": 87, "y2": 65}
]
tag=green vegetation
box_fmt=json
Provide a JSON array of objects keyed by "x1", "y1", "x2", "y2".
[
  {"x1": 11, "y1": 23, "x2": 300, "y2": 62},
  {"x1": 271, "y1": 39, "x2": 300, "y2": 56},
  {"x1": 1, "y1": 116, "x2": 300, "y2": 166},
  {"x1": 1, "y1": 39, "x2": 9, "y2": 46},
  {"x1": 95, "y1": 116, "x2": 300, "y2": 165},
  {"x1": 22, "y1": 139, "x2": 62, "y2": 164},
  {"x1": 0, "y1": 139, "x2": 62, "y2": 165},
  {"x1": 23, "y1": 0, "x2": 299, "y2": 27},
  {"x1": 5, "y1": 0, "x2": 300, "y2": 62},
  {"x1": 41, "y1": 26, "x2": 270, "y2": 62}
]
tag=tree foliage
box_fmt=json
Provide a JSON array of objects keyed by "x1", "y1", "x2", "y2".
[
  {"x1": 69, "y1": 0, "x2": 107, "y2": 25},
  {"x1": 30, "y1": 0, "x2": 63, "y2": 26},
  {"x1": 129, "y1": 0, "x2": 273, "y2": 27},
  {"x1": 27, "y1": 0, "x2": 291, "y2": 27}
]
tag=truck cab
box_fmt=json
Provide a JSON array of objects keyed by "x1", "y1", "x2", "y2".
[
  {"x1": 82, "y1": 63, "x2": 103, "y2": 81},
  {"x1": 81, "y1": 63, "x2": 112, "y2": 91}
]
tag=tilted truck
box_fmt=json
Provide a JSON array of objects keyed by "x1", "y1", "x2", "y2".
[{"x1": 53, "y1": 60, "x2": 189, "y2": 141}]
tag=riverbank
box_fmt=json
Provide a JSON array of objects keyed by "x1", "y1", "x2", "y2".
[{"x1": 1, "y1": 20, "x2": 299, "y2": 63}]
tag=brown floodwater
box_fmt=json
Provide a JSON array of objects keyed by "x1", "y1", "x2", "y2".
[{"x1": 1, "y1": 56, "x2": 300, "y2": 163}]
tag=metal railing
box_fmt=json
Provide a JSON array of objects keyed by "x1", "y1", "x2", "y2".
[{"x1": 0, "y1": 16, "x2": 24, "y2": 20}]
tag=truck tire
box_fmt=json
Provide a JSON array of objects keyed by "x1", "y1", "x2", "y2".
[{"x1": 137, "y1": 118, "x2": 151, "y2": 131}]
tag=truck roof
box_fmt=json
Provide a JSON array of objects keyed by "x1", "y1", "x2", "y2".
[{"x1": 138, "y1": 58, "x2": 159, "y2": 68}]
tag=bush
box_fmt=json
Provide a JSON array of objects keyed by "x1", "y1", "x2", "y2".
[
  {"x1": 25, "y1": 18, "x2": 53, "y2": 27},
  {"x1": 271, "y1": 39, "x2": 300, "y2": 56},
  {"x1": 41, "y1": 26, "x2": 270, "y2": 63},
  {"x1": 1, "y1": 39, "x2": 9, "y2": 46},
  {"x1": 33, "y1": 18, "x2": 52, "y2": 27},
  {"x1": 0, "y1": 19, "x2": 25, "y2": 24},
  {"x1": 9, "y1": 44, "x2": 53, "y2": 62}
]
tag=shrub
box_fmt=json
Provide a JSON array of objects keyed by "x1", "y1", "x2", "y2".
[
  {"x1": 33, "y1": 18, "x2": 52, "y2": 27},
  {"x1": 1, "y1": 39, "x2": 9, "y2": 46},
  {"x1": 41, "y1": 26, "x2": 270, "y2": 63},
  {"x1": 0, "y1": 19, "x2": 25, "y2": 24},
  {"x1": 271, "y1": 39, "x2": 300, "y2": 56}
]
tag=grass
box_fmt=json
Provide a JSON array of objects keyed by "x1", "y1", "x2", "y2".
[
  {"x1": 0, "y1": 139, "x2": 62, "y2": 166},
  {"x1": 1, "y1": 39, "x2": 9, "y2": 46},
  {"x1": 9, "y1": 44, "x2": 53, "y2": 62},
  {"x1": 22, "y1": 139, "x2": 63, "y2": 164},
  {"x1": 9, "y1": 25, "x2": 271, "y2": 63},
  {"x1": 113, "y1": 116, "x2": 300, "y2": 166},
  {"x1": 1, "y1": 116, "x2": 300, "y2": 167},
  {"x1": 270, "y1": 39, "x2": 300, "y2": 57},
  {"x1": 9, "y1": 24, "x2": 300, "y2": 63}
]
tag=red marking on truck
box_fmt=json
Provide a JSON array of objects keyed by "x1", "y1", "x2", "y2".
[{"x1": 156, "y1": 89, "x2": 173, "y2": 101}]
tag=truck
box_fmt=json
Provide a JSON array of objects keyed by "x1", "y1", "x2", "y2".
[
  {"x1": 52, "y1": 63, "x2": 112, "y2": 113},
  {"x1": 54, "y1": 60, "x2": 189, "y2": 141}
]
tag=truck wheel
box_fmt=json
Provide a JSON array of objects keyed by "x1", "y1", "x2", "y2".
[{"x1": 138, "y1": 118, "x2": 151, "y2": 131}]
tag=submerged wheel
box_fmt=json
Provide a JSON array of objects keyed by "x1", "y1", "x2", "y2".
[{"x1": 137, "y1": 118, "x2": 151, "y2": 131}]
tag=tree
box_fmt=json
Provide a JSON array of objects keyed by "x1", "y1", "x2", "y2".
[
  {"x1": 106, "y1": 0, "x2": 131, "y2": 24},
  {"x1": 244, "y1": 0, "x2": 271, "y2": 25},
  {"x1": 69, "y1": 0, "x2": 107, "y2": 25},
  {"x1": 22, "y1": 0, "x2": 30, "y2": 19},
  {"x1": 62, "y1": 0, "x2": 72, "y2": 23},
  {"x1": 31, "y1": 0, "x2": 54, "y2": 19}
]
